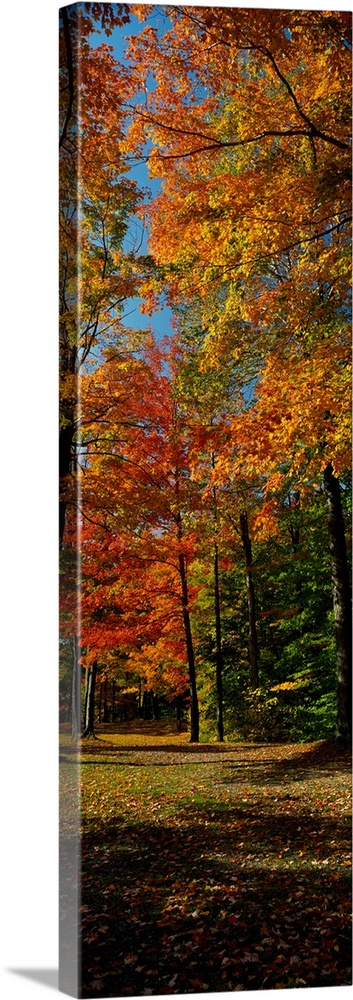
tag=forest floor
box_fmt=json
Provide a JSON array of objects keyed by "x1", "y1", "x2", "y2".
[{"x1": 59, "y1": 723, "x2": 352, "y2": 997}]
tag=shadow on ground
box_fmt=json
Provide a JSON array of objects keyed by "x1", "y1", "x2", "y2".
[
  {"x1": 8, "y1": 969, "x2": 58, "y2": 990},
  {"x1": 70, "y1": 740, "x2": 352, "y2": 998}
]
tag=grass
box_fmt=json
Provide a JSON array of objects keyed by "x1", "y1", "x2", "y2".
[{"x1": 59, "y1": 722, "x2": 352, "y2": 997}]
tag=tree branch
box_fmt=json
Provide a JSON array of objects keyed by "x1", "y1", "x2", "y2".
[{"x1": 59, "y1": 7, "x2": 75, "y2": 150}]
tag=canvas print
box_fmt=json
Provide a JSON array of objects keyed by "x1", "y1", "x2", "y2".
[{"x1": 59, "y1": 3, "x2": 352, "y2": 997}]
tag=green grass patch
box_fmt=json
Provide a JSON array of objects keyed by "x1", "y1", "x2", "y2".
[{"x1": 59, "y1": 723, "x2": 352, "y2": 997}]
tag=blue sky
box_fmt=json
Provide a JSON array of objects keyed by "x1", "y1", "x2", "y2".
[{"x1": 90, "y1": 8, "x2": 174, "y2": 341}]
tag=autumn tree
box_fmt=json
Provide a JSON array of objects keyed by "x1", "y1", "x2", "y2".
[
  {"x1": 170, "y1": 317, "x2": 262, "y2": 719},
  {"x1": 221, "y1": 336, "x2": 352, "y2": 739},
  {"x1": 125, "y1": 7, "x2": 350, "y2": 327},
  {"x1": 77, "y1": 342, "x2": 202, "y2": 739},
  {"x1": 59, "y1": 4, "x2": 152, "y2": 736},
  {"x1": 59, "y1": 6, "x2": 351, "y2": 744},
  {"x1": 123, "y1": 5, "x2": 351, "y2": 739},
  {"x1": 59, "y1": 2, "x2": 143, "y2": 546}
]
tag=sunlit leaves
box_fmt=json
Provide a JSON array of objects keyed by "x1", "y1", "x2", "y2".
[{"x1": 123, "y1": 5, "x2": 351, "y2": 351}]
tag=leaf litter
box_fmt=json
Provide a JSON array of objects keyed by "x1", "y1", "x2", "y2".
[{"x1": 60, "y1": 730, "x2": 352, "y2": 996}]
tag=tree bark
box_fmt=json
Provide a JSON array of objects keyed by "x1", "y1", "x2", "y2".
[
  {"x1": 211, "y1": 453, "x2": 224, "y2": 741},
  {"x1": 83, "y1": 661, "x2": 97, "y2": 736},
  {"x1": 103, "y1": 677, "x2": 109, "y2": 722},
  {"x1": 214, "y1": 541, "x2": 224, "y2": 741},
  {"x1": 178, "y1": 550, "x2": 199, "y2": 742},
  {"x1": 324, "y1": 463, "x2": 352, "y2": 741},
  {"x1": 70, "y1": 636, "x2": 81, "y2": 739},
  {"x1": 175, "y1": 478, "x2": 199, "y2": 741},
  {"x1": 98, "y1": 679, "x2": 103, "y2": 723},
  {"x1": 240, "y1": 512, "x2": 259, "y2": 688},
  {"x1": 59, "y1": 421, "x2": 75, "y2": 548},
  {"x1": 149, "y1": 690, "x2": 155, "y2": 719}
]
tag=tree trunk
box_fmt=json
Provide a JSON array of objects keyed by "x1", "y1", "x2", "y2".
[
  {"x1": 149, "y1": 690, "x2": 154, "y2": 719},
  {"x1": 142, "y1": 691, "x2": 153, "y2": 720},
  {"x1": 211, "y1": 454, "x2": 224, "y2": 741},
  {"x1": 176, "y1": 695, "x2": 182, "y2": 730},
  {"x1": 83, "y1": 661, "x2": 97, "y2": 736},
  {"x1": 98, "y1": 678, "x2": 103, "y2": 723},
  {"x1": 112, "y1": 679, "x2": 116, "y2": 722},
  {"x1": 179, "y1": 551, "x2": 199, "y2": 742},
  {"x1": 214, "y1": 541, "x2": 224, "y2": 741},
  {"x1": 174, "y1": 472, "x2": 199, "y2": 742},
  {"x1": 103, "y1": 677, "x2": 109, "y2": 722},
  {"x1": 83, "y1": 670, "x2": 89, "y2": 729},
  {"x1": 70, "y1": 636, "x2": 81, "y2": 739},
  {"x1": 240, "y1": 512, "x2": 259, "y2": 688},
  {"x1": 324, "y1": 463, "x2": 352, "y2": 741},
  {"x1": 59, "y1": 421, "x2": 75, "y2": 548}
]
